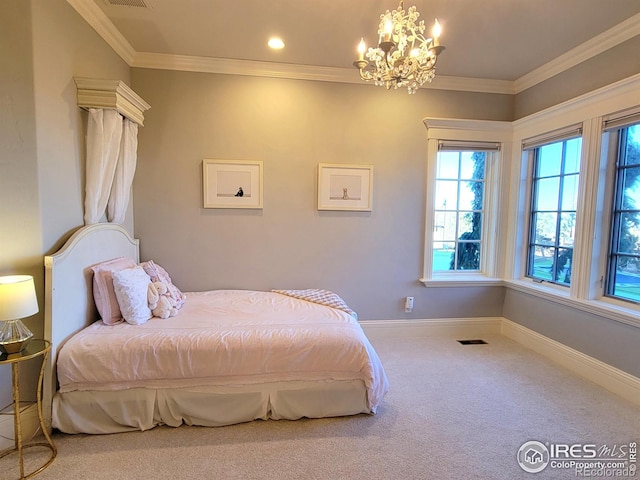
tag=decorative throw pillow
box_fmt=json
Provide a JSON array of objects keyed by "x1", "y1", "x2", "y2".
[
  {"x1": 140, "y1": 260, "x2": 186, "y2": 309},
  {"x1": 111, "y1": 266, "x2": 152, "y2": 325},
  {"x1": 90, "y1": 257, "x2": 137, "y2": 325}
]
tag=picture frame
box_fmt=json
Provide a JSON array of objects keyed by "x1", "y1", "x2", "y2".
[
  {"x1": 317, "y1": 163, "x2": 373, "y2": 211},
  {"x1": 203, "y1": 159, "x2": 263, "y2": 209}
]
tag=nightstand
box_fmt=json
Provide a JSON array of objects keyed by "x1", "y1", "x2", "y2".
[{"x1": 0, "y1": 339, "x2": 56, "y2": 479}]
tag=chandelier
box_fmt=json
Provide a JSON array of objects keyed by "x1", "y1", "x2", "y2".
[{"x1": 353, "y1": 0, "x2": 445, "y2": 94}]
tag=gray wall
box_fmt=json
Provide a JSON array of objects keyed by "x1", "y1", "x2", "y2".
[
  {"x1": 509, "y1": 43, "x2": 640, "y2": 379},
  {"x1": 32, "y1": 0, "x2": 133, "y2": 251},
  {"x1": 130, "y1": 69, "x2": 510, "y2": 320},
  {"x1": 503, "y1": 289, "x2": 640, "y2": 378},
  {"x1": 1, "y1": 0, "x2": 638, "y2": 410},
  {"x1": 0, "y1": 0, "x2": 130, "y2": 407},
  {"x1": 514, "y1": 35, "x2": 640, "y2": 119}
]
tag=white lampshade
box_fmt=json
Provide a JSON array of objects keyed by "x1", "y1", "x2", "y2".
[
  {"x1": 0, "y1": 275, "x2": 39, "y2": 321},
  {"x1": 0, "y1": 275, "x2": 38, "y2": 354}
]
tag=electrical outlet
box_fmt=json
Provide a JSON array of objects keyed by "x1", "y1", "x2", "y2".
[{"x1": 404, "y1": 296, "x2": 414, "y2": 313}]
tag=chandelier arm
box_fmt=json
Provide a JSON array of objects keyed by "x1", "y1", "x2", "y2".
[
  {"x1": 385, "y1": 51, "x2": 394, "y2": 70},
  {"x1": 357, "y1": 68, "x2": 375, "y2": 82}
]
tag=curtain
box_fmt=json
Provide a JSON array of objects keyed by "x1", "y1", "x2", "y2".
[
  {"x1": 107, "y1": 118, "x2": 138, "y2": 224},
  {"x1": 84, "y1": 109, "x2": 139, "y2": 225}
]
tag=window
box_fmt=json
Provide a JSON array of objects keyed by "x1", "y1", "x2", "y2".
[
  {"x1": 606, "y1": 122, "x2": 640, "y2": 303},
  {"x1": 505, "y1": 84, "x2": 640, "y2": 325},
  {"x1": 422, "y1": 118, "x2": 511, "y2": 286},
  {"x1": 433, "y1": 150, "x2": 486, "y2": 271},
  {"x1": 526, "y1": 137, "x2": 582, "y2": 286}
]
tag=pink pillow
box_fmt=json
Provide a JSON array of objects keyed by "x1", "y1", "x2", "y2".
[
  {"x1": 91, "y1": 257, "x2": 137, "y2": 325},
  {"x1": 140, "y1": 260, "x2": 186, "y2": 309}
]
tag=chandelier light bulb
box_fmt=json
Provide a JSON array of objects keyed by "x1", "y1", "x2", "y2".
[
  {"x1": 383, "y1": 18, "x2": 394, "y2": 42},
  {"x1": 432, "y1": 18, "x2": 442, "y2": 46},
  {"x1": 357, "y1": 38, "x2": 366, "y2": 61}
]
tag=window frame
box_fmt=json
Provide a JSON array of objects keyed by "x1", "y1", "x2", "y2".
[
  {"x1": 505, "y1": 88, "x2": 640, "y2": 329},
  {"x1": 421, "y1": 118, "x2": 512, "y2": 287}
]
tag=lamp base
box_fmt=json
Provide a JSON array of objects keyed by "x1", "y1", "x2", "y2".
[
  {"x1": 0, "y1": 319, "x2": 34, "y2": 354},
  {"x1": 0, "y1": 337, "x2": 33, "y2": 354}
]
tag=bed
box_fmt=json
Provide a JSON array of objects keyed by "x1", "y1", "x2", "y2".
[{"x1": 44, "y1": 223, "x2": 388, "y2": 434}]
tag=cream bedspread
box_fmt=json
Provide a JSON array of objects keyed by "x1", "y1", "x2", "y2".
[{"x1": 57, "y1": 290, "x2": 389, "y2": 412}]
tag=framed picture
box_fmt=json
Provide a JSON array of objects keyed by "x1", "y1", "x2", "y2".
[
  {"x1": 317, "y1": 163, "x2": 373, "y2": 211},
  {"x1": 203, "y1": 159, "x2": 263, "y2": 209}
]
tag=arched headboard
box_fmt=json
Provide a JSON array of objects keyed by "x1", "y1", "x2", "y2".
[{"x1": 43, "y1": 223, "x2": 139, "y2": 425}]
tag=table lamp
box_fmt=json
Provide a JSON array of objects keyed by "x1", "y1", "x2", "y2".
[{"x1": 0, "y1": 275, "x2": 38, "y2": 354}]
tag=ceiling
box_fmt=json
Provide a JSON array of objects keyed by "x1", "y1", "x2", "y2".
[{"x1": 74, "y1": 0, "x2": 640, "y2": 93}]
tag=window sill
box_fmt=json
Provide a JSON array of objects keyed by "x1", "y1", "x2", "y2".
[
  {"x1": 503, "y1": 279, "x2": 640, "y2": 329},
  {"x1": 420, "y1": 274, "x2": 503, "y2": 287}
]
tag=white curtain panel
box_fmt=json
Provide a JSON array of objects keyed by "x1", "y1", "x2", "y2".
[
  {"x1": 107, "y1": 118, "x2": 139, "y2": 224},
  {"x1": 84, "y1": 109, "x2": 124, "y2": 225}
]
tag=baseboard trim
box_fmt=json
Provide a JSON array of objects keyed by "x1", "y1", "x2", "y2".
[
  {"x1": 359, "y1": 317, "x2": 502, "y2": 337},
  {"x1": 501, "y1": 318, "x2": 640, "y2": 407}
]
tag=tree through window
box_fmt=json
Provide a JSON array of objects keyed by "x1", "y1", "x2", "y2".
[{"x1": 433, "y1": 151, "x2": 486, "y2": 271}]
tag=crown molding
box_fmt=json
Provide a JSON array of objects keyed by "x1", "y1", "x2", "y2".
[
  {"x1": 513, "y1": 72, "x2": 640, "y2": 133},
  {"x1": 514, "y1": 12, "x2": 640, "y2": 94},
  {"x1": 428, "y1": 75, "x2": 515, "y2": 95},
  {"x1": 132, "y1": 52, "x2": 357, "y2": 83},
  {"x1": 67, "y1": 0, "x2": 136, "y2": 64},
  {"x1": 132, "y1": 52, "x2": 516, "y2": 94}
]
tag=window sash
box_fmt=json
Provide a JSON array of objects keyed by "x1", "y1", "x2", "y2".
[
  {"x1": 605, "y1": 123, "x2": 640, "y2": 303},
  {"x1": 526, "y1": 136, "x2": 582, "y2": 286}
]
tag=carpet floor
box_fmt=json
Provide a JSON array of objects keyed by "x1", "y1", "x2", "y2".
[{"x1": 9, "y1": 328, "x2": 640, "y2": 480}]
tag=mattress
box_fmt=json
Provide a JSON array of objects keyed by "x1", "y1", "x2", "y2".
[{"x1": 56, "y1": 290, "x2": 389, "y2": 413}]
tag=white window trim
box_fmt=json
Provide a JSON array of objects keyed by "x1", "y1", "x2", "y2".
[
  {"x1": 419, "y1": 75, "x2": 640, "y2": 329},
  {"x1": 421, "y1": 118, "x2": 512, "y2": 287},
  {"x1": 504, "y1": 73, "x2": 640, "y2": 329}
]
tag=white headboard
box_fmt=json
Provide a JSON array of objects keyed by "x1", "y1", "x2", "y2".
[{"x1": 43, "y1": 223, "x2": 139, "y2": 425}]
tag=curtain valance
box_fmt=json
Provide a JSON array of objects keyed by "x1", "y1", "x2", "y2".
[{"x1": 75, "y1": 78, "x2": 149, "y2": 225}]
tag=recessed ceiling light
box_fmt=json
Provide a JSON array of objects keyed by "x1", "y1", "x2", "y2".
[{"x1": 268, "y1": 37, "x2": 285, "y2": 50}]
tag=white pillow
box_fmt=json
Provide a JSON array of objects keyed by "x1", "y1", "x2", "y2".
[{"x1": 111, "y1": 266, "x2": 152, "y2": 325}]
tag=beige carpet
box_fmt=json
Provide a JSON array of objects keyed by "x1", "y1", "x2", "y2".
[{"x1": 9, "y1": 329, "x2": 640, "y2": 480}]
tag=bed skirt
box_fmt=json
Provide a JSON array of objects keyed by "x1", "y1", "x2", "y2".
[{"x1": 52, "y1": 379, "x2": 370, "y2": 434}]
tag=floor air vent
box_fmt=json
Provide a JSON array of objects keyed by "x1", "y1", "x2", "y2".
[
  {"x1": 105, "y1": 0, "x2": 150, "y2": 8},
  {"x1": 457, "y1": 339, "x2": 488, "y2": 345}
]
